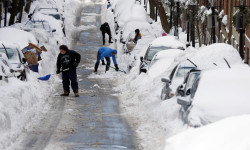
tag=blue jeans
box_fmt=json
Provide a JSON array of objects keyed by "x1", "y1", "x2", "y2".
[
  {"x1": 94, "y1": 51, "x2": 110, "y2": 71},
  {"x1": 62, "y1": 71, "x2": 78, "y2": 93}
]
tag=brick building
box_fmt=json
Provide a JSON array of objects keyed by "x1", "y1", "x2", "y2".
[{"x1": 197, "y1": 0, "x2": 250, "y2": 63}]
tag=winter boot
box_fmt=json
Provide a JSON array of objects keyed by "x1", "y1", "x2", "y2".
[
  {"x1": 60, "y1": 90, "x2": 69, "y2": 96},
  {"x1": 74, "y1": 90, "x2": 79, "y2": 97}
]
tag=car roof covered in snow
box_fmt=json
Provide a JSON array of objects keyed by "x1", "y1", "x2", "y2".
[
  {"x1": 189, "y1": 64, "x2": 250, "y2": 125},
  {"x1": 150, "y1": 36, "x2": 186, "y2": 50}
]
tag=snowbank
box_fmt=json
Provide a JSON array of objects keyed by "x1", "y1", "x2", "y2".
[{"x1": 164, "y1": 115, "x2": 250, "y2": 150}]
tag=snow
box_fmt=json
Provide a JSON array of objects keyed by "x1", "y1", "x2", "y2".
[
  {"x1": 222, "y1": 15, "x2": 227, "y2": 26},
  {"x1": 164, "y1": 115, "x2": 250, "y2": 150},
  {"x1": 150, "y1": 36, "x2": 185, "y2": 49},
  {"x1": 0, "y1": 28, "x2": 37, "y2": 48},
  {"x1": 188, "y1": 64, "x2": 250, "y2": 125},
  {"x1": 0, "y1": 0, "x2": 84, "y2": 149},
  {"x1": 148, "y1": 49, "x2": 183, "y2": 78}
]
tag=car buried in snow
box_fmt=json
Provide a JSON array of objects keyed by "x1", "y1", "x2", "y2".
[
  {"x1": 161, "y1": 61, "x2": 195, "y2": 100},
  {"x1": 0, "y1": 41, "x2": 28, "y2": 81},
  {"x1": 176, "y1": 64, "x2": 250, "y2": 127},
  {"x1": 139, "y1": 36, "x2": 185, "y2": 74},
  {"x1": 0, "y1": 52, "x2": 14, "y2": 82}
]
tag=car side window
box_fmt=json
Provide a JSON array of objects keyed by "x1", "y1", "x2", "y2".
[
  {"x1": 191, "y1": 78, "x2": 200, "y2": 98},
  {"x1": 185, "y1": 72, "x2": 199, "y2": 92}
]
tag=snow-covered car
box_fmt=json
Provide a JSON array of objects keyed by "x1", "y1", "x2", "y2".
[
  {"x1": 147, "y1": 49, "x2": 183, "y2": 78},
  {"x1": 23, "y1": 20, "x2": 56, "y2": 34},
  {"x1": 139, "y1": 36, "x2": 185, "y2": 74},
  {"x1": 0, "y1": 41, "x2": 28, "y2": 81},
  {"x1": 38, "y1": 8, "x2": 65, "y2": 33},
  {"x1": 0, "y1": 52, "x2": 14, "y2": 82},
  {"x1": 161, "y1": 61, "x2": 195, "y2": 100},
  {"x1": 22, "y1": 20, "x2": 56, "y2": 43},
  {"x1": 177, "y1": 64, "x2": 250, "y2": 127}
]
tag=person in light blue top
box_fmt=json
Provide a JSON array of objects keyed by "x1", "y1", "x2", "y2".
[{"x1": 94, "y1": 47, "x2": 119, "y2": 72}]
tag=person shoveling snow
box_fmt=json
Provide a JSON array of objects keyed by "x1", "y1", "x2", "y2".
[{"x1": 56, "y1": 45, "x2": 81, "y2": 97}]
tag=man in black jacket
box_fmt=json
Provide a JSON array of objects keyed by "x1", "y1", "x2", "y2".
[
  {"x1": 100, "y1": 22, "x2": 113, "y2": 45},
  {"x1": 56, "y1": 45, "x2": 81, "y2": 97}
]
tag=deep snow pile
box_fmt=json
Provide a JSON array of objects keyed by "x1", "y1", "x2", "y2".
[
  {"x1": 164, "y1": 115, "x2": 250, "y2": 150},
  {"x1": 101, "y1": 1, "x2": 249, "y2": 150},
  {"x1": 0, "y1": 0, "x2": 85, "y2": 149}
]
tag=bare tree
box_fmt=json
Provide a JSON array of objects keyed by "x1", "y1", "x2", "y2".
[
  {"x1": 154, "y1": 0, "x2": 170, "y2": 33},
  {"x1": 24, "y1": 0, "x2": 32, "y2": 13},
  {"x1": 9, "y1": 0, "x2": 18, "y2": 26},
  {"x1": 228, "y1": 0, "x2": 233, "y2": 44},
  {"x1": 16, "y1": 0, "x2": 24, "y2": 23}
]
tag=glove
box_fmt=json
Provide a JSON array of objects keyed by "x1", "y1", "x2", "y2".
[
  {"x1": 73, "y1": 62, "x2": 78, "y2": 67},
  {"x1": 115, "y1": 64, "x2": 119, "y2": 71},
  {"x1": 101, "y1": 60, "x2": 106, "y2": 65},
  {"x1": 56, "y1": 70, "x2": 60, "y2": 74}
]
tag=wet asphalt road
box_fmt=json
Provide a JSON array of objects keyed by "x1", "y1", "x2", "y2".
[{"x1": 17, "y1": 0, "x2": 137, "y2": 150}]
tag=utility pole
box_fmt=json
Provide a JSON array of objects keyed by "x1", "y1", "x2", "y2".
[
  {"x1": 155, "y1": 5, "x2": 157, "y2": 22},
  {"x1": 4, "y1": 0, "x2": 8, "y2": 27},
  {"x1": 239, "y1": 4, "x2": 244, "y2": 59},
  {"x1": 174, "y1": 1, "x2": 180, "y2": 38},
  {"x1": 211, "y1": 5, "x2": 216, "y2": 43}
]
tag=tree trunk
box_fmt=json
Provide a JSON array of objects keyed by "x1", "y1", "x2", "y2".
[
  {"x1": 9, "y1": 0, "x2": 18, "y2": 26},
  {"x1": 154, "y1": 0, "x2": 170, "y2": 33},
  {"x1": 149, "y1": 0, "x2": 155, "y2": 20},
  {"x1": 196, "y1": 19, "x2": 201, "y2": 47},
  {"x1": 24, "y1": 0, "x2": 32, "y2": 13},
  {"x1": 0, "y1": 2, "x2": 2, "y2": 27},
  {"x1": 228, "y1": 0, "x2": 233, "y2": 44},
  {"x1": 17, "y1": 0, "x2": 24, "y2": 23}
]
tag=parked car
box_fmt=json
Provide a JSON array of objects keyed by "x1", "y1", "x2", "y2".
[
  {"x1": 161, "y1": 61, "x2": 195, "y2": 100},
  {"x1": 22, "y1": 20, "x2": 56, "y2": 43},
  {"x1": 176, "y1": 65, "x2": 250, "y2": 127},
  {"x1": 0, "y1": 41, "x2": 28, "y2": 81},
  {"x1": 147, "y1": 49, "x2": 183, "y2": 78},
  {"x1": 139, "y1": 36, "x2": 185, "y2": 74},
  {"x1": 0, "y1": 52, "x2": 14, "y2": 82}
]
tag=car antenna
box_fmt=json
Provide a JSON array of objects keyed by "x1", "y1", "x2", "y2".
[
  {"x1": 187, "y1": 58, "x2": 197, "y2": 67},
  {"x1": 1, "y1": 43, "x2": 9, "y2": 59},
  {"x1": 224, "y1": 58, "x2": 231, "y2": 68}
]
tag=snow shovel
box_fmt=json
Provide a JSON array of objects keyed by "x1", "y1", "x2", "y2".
[
  {"x1": 38, "y1": 68, "x2": 69, "y2": 81},
  {"x1": 109, "y1": 66, "x2": 127, "y2": 74}
]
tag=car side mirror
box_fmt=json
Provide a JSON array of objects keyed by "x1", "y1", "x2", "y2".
[
  {"x1": 140, "y1": 56, "x2": 143, "y2": 62},
  {"x1": 52, "y1": 29, "x2": 56, "y2": 32},
  {"x1": 161, "y1": 78, "x2": 170, "y2": 83},
  {"x1": 186, "y1": 88, "x2": 191, "y2": 95},
  {"x1": 178, "y1": 89, "x2": 184, "y2": 96},
  {"x1": 177, "y1": 96, "x2": 191, "y2": 106},
  {"x1": 10, "y1": 69, "x2": 14, "y2": 73},
  {"x1": 0, "y1": 75, "x2": 2, "y2": 80},
  {"x1": 122, "y1": 41, "x2": 125, "y2": 44},
  {"x1": 22, "y1": 58, "x2": 26, "y2": 64}
]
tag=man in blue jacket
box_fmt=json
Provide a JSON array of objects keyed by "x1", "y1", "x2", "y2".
[{"x1": 94, "y1": 47, "x2": 119, "y2": 72}]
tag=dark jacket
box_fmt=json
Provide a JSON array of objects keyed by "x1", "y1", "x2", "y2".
[
  {"x1": 57, "y1": 50, "x2": 81, "y2": 72},
  {"x1": 100, "y1": 23, "x2": 111, "y2": 35}
]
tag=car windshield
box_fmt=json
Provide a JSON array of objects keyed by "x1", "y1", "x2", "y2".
[
  {"x1": 0, "y1": 48, "x2": 19, "y2": 62},
  {"x1": 146, "y1": 47, "x2": 169, "y2": 61},
  {"x1": 175, "y1": 67, "x2": 195, "y2": 78},
  {"x1": 48, "y1": 14, "x2": 61, "y2": 20},
  {"x1": 26, "y1": 21, "x2": 51, "y2": 32}
]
